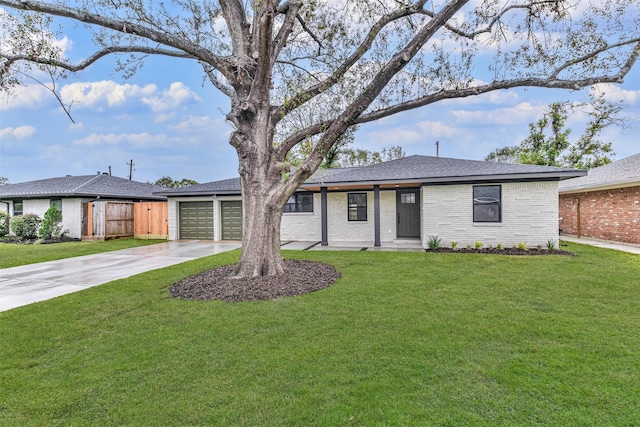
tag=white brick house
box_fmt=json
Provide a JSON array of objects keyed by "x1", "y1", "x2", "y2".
[{"x1": 158, "y1": 155, "x2": 585, "y2": 249}]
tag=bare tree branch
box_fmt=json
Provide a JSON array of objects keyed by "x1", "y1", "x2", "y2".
[
  {"x1": 273, "y1": 0, "x2": 431, "y2": 122},
  {"x1": 1, "y1": 45, "x2": 194, "y2": 73},
  {"x1": 272, "y1": 1, "x2": 303, "y2": 67},
  {"x1": 0, "y1": 0, "x2": 231, "y2": 76},
  {"x1": 199, "y1": 61, "x2": 234, "y2": 98},
  {"x1": 551, "y1": 39, "x2": 640, "y2": 79},
  {"x1": 276, "y1": 48, "x2": 640, "y2": 161}
]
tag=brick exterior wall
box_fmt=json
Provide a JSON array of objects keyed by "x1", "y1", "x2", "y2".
[
  {"x1": 559, "y1": 185, "x2": 640, "y2": 244},
  {"x1": 423, "y1": 181, "x2": 560, "y2": 249}
]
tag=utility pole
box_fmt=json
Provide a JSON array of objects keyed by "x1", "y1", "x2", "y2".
[
  {"x1": 127, "y1": 159, "x2": 135, "y2": 180},
  {"x1": 435, "y1": 141, "x2": 439, "y2": 157}
]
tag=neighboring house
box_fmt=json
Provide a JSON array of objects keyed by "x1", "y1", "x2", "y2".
[
  {"x1": 157, "y1": 155, "x2": 585, "y2": 249},
  {"x1": 0, "y1": 174, "x2": 166, "y2": 239},
  {"x1": 559, "y1": 153, "x2": 640, "y2": 244}
]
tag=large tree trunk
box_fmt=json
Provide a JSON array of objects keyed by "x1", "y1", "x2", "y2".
[
  {"x1": 233, "y1": 175, "x2": 286, "y2": 278},
  {"x1": 231, "y1": 104, "x2": 291, "y2": 278}
]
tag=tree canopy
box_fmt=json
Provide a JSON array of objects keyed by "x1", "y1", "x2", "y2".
[
  {"x1": 152, "y1": 176, "x2": 199, "y2": 188},
  {"x1": 485, "y1": 93, "x2": 624, "y2": 168},
  {"x1": 1, "y1": 0, "x2": 639, "y2": 276}
]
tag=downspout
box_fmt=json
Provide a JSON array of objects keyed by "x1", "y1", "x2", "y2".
[{"x1": 576, "y1": 196, "x2": 581, "y2": 238}]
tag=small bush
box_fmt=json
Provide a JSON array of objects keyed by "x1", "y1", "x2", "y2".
[
  {"x1": 451, "y1": 241, "x2": 458, "y2": 250},
  {"x1": 10, "y1": 214, "x2": 42, "y2": 240},
  {"x1": 39, "y1": 205, "x2": 63, "y2": 239},
  {"x1": 496, "y1": 243, "x2": 504, "y2": 250},
  {"x1": 475, "y1": 241, "x2": 483, "y2": 249},
  {"x1": 546, "y1": 239, "x2": 556, "y2": 250},
  {"x1": 427, "y1": 235, "x2": 442, "y2": 250},
  {"x1": 0, "y1": 211, "x2": 9, "y2": 237},
  {"x1": 517, "y1": 241, "x2": 528, "y2": 251}
]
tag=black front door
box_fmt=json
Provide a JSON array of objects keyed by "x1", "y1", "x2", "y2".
[{"x1": 396, "y1": 190, "x2": 420, "y2": 238}]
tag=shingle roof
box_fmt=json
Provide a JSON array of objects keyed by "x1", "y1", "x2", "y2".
[
  {"x1": 304, "y1": 155, "x2": 585, "y2": 186},
  {"x1": 559, "y1": 153, "x2": 640, "y2": 193},
  {"x1": 156, "y1": 155, "x2": 585, "y2": 196},
  {"x1": 0, "y1": 174, "x2": 166, "y2": 200}
]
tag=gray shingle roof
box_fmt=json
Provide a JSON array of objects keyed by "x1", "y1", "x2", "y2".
[
  {"x1": 0, "y1": 174, "x2": 166, "y2": 200},
  {"x1": 559, "y1": 153, "x2": 640, "y2": 192},
  {"x1": 305, "y1": 155, "x2": 585, "y2": 185},
  {"x1": 156, "y1": 155, "x2": 585, "y2": 196}
]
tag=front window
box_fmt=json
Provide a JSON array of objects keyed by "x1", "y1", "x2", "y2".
[
  {"x1": 348, "y1": 193, "x2": 367, "y2": 221},
  {"x1": 284, "y1": 193, "x2": 313, "y2": 213},
  {"x1": 13, "y1": 200, "x2": 23, "y2": 216},
  {"x1": 50, "y1": 198, "x2": 62, "y2": 212},
  {"x1": 473, "y1": 185, "x2": 501, "y2": 223},
  {"x1": 50, "y1": 198, "x2": 63, "y2": 218}
]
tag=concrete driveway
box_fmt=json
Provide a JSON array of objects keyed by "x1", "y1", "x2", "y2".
[{"x1": 0, "y1": 241, "x2": 241, "y2": 312}]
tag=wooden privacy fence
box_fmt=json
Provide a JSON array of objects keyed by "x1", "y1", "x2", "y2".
[
  {"x1": 82, "y1": 201, "x2": 168, "y2": 240},
  {"x1": 134, "y1": 201, "x2": 168, "y2": 239}
]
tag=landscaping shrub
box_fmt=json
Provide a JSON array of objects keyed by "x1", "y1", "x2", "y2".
[
  {"x1": 10, "y1": 214, "x2": 42, "y2": 240},
  {"x1": 39, "y1": 205, "x2": 63, "y2": 239},
  {"x1": 427, "y1": 235, "x2": 442, "y2": 249},
  {"x1": 0, "y1": 211, "x2": 9, "y2": 237}
]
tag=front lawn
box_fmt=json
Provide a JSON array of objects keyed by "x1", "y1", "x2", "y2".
[
  {"x1": 1, "y1": 244, "x2": 639, "y2": 425},
  {"x1": 0, "y1": 238, "x2": 167, "y2": 268}
]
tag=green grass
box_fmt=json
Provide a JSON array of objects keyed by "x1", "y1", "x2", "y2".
[
  {"x1": 0, "y1": 238, "x2": 167, "y2": 268},
  {"x1": 1, "y1": 243, "x2": 639, "y2": 425}
]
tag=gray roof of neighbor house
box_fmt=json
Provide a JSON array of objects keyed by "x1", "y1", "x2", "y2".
[
  {"x1": 0, "y1": 174, "x2": 166, "y2": 200},
  {"x1": 156, "y1": 155, "x2": 585, "y2": 196},
  {"x1": 559, "y1": 153, "x2": 640, "y2": 193}
]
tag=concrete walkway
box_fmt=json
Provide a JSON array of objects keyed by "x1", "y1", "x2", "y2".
[
  {"x1": 0, "y1": 241, "x2": 241, "y2": 312},
  {"x1": 560, "y1": 235, "x2": 640, "y2": 255}
]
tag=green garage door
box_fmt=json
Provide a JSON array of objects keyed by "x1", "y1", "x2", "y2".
[
  {"x1": 179, "y1": 201, "x2": 214, "y2": 240},
  {"x1": 221, "y1": 201, "x2": 243, "y2": 240}
]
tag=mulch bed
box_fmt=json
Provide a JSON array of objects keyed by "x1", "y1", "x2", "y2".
[
  {"x1": 424, "y1": 247, "x2": 574, "y2": 256},
  {"x1": 169, "y1": 259, "x2": 341, "y2": 302}
]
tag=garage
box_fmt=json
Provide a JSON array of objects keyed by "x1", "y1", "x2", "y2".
[
  {"x1": 179, "y1": 201, "x2": 214, "y2": 239},
  {"x1": 221, "y1": 201, "x2": 243, "y2": 240}
]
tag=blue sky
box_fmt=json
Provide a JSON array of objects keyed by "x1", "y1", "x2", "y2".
[{"x1": 1, "y1": 13, "x2": 639, "y2": 185}]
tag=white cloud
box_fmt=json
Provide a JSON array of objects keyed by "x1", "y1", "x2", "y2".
[
  {"x1": 173, "y1": 115, "x2": 215, "y2": 131},
  {"x1": 0, "y1": 125, "x2": 36, "y2": 139},
  {"x1": 60, "y1": 81, "x2": 157, "y2": 108},
  {"x1": 361, "y1": 128, "x2": 423, "y2": 146},
  {"x1": 74, "y1": 132, "x2": 171, "y2": 148},
  {"x1": 451, "y1": 102, "x2": 544, "y2": 126},
  {"x1": 141, "y1": 82, "x2": 201, "y2": 113},
  {"x1": 0, "y1": 85, "x2": 52, "y2": 110},
  {"x1": 593, "y1": 83, "x2": 640, "y2": 105},
  {"x1": 416, "y1": 121, "x2": 462, "y2": 138}
]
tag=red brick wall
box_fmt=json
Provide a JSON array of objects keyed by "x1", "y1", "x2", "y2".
[{"x1": 559, "y1": 185, "x2": 640, "y2": 244}]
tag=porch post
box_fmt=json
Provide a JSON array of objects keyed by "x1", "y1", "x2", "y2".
[
  {"x1": 374, "y1": 185, "x2": 381, "y2": 247},
  {"x1": 321, "y1": 187, "x2": 328, "y2": 246}
]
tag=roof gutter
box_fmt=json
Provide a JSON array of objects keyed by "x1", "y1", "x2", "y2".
[
  {"x1": 559, "y1": 177, "x2": 640, "y2": 194},
  {"x1": 302, "y1": 171, "x2": 587, "y2": 189}
]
